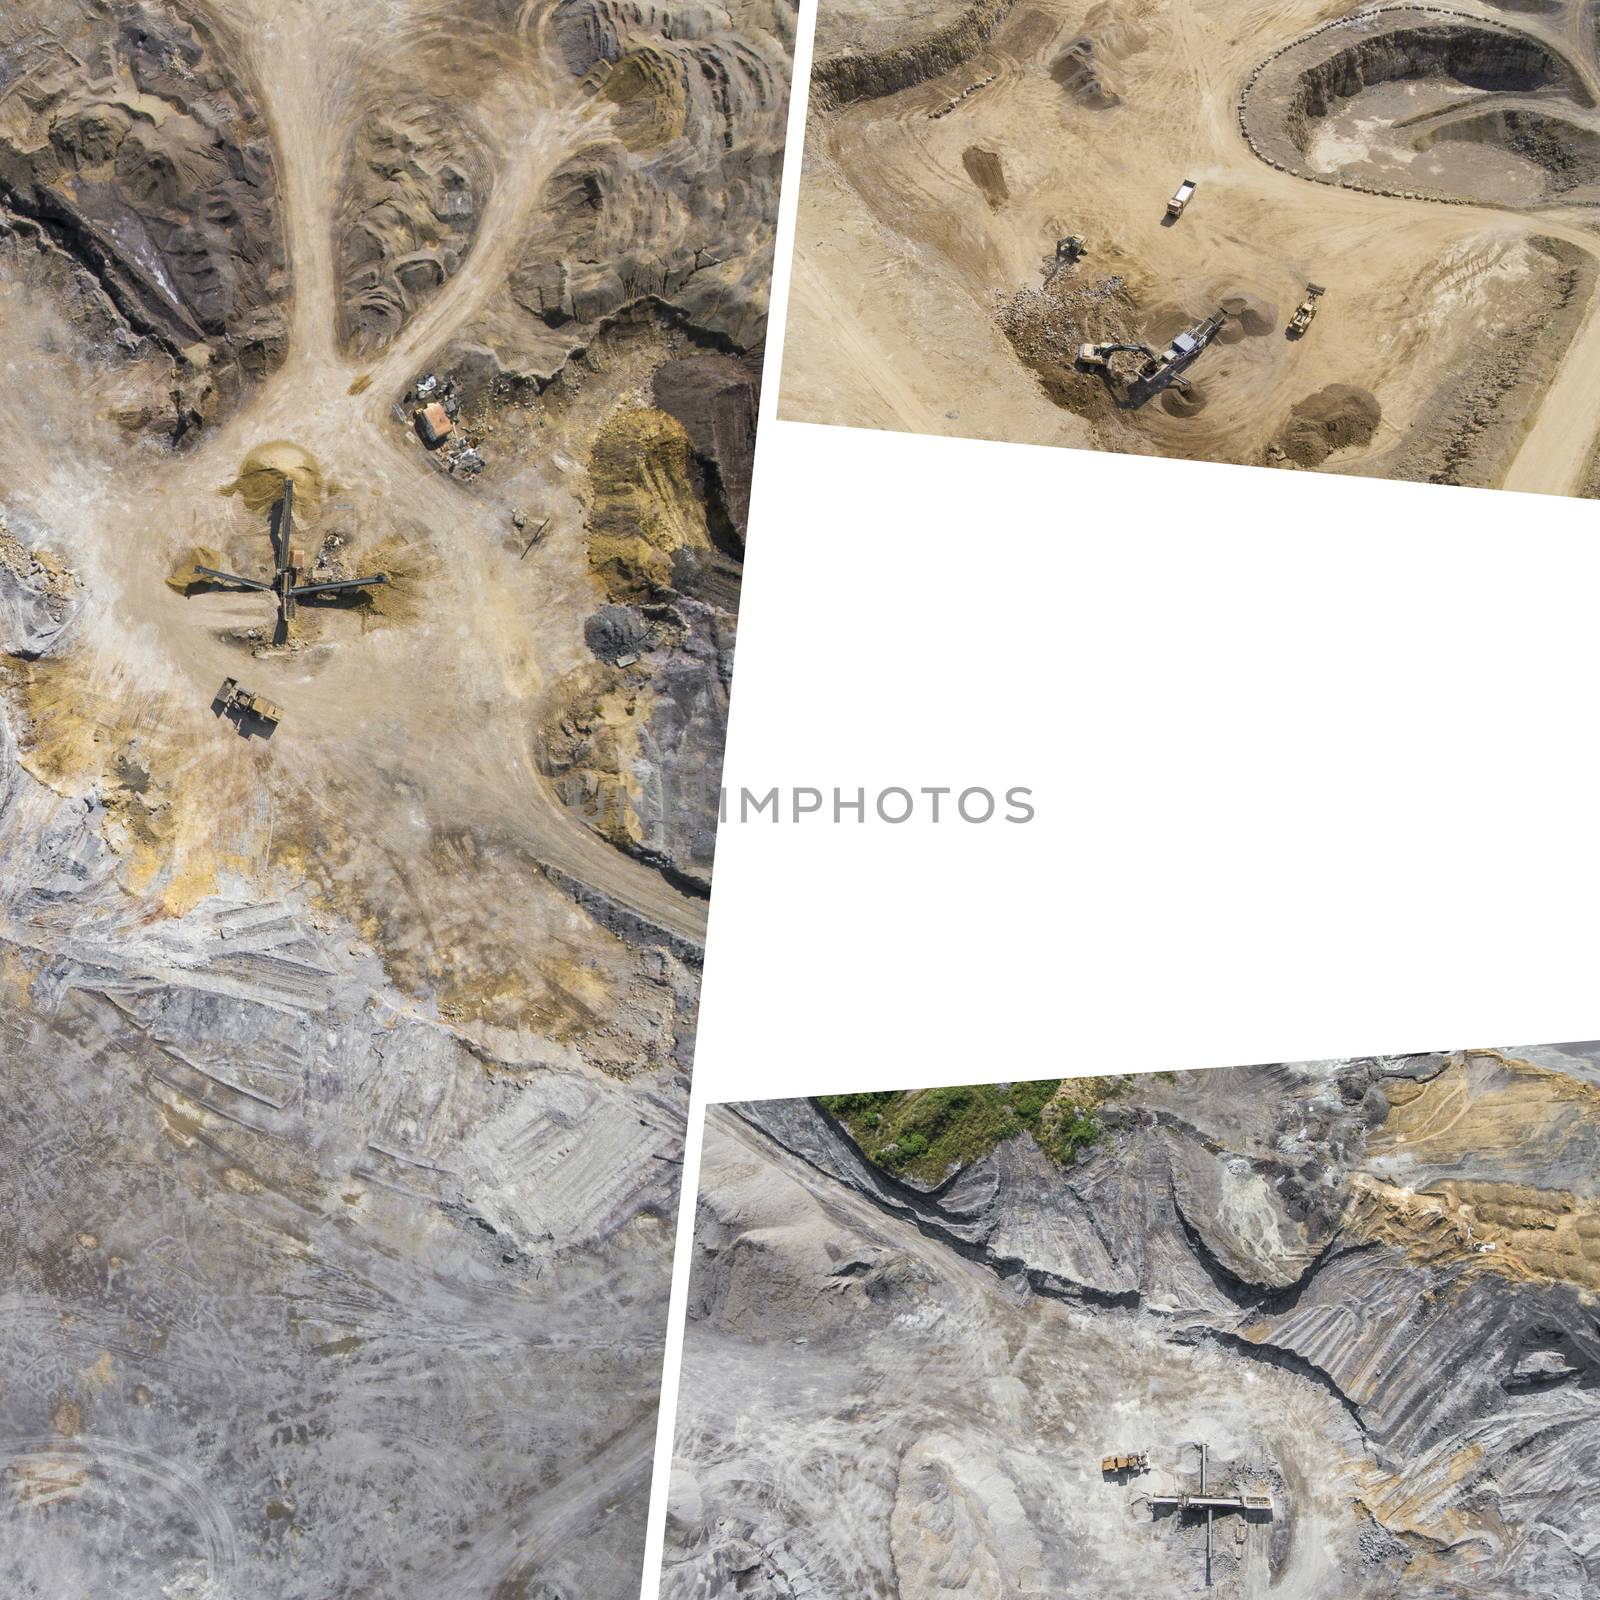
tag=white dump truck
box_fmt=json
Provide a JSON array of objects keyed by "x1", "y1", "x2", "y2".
[{"x1": 1167, "y1": 178, "x2": 1197, "y2": 219}]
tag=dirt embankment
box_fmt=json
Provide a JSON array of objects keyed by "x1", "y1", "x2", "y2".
[
  {"x1": 812, "y1": 0, "x2": 1017, "y2": 108},
  {"x1": 542, "y1": 397, "x2": 740, "y2": 896},
  {"x1": 336, "y1": 101, "x2": 492, "y2": 356},
  {"x1": 0, "y1": 2, "x2": 288, "y2": 437},
  {"x1": 1374, "y1": 236, "x2": 1595, "y2": 487},
  {"x1": 1581, "y1": 441, "x2": 1600, "y2": 498}
]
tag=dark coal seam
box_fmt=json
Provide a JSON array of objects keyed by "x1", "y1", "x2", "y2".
[
  {"x1": 1178, "y1": 1324, "x2": 1369, "y2": 1435},
  {"x1": 748, "y1": 1104, "x2": 1143, "y2": 1310}
]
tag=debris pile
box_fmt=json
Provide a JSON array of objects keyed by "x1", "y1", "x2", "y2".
[{"x1": 996, "y1": 273, "x2": 1140, "y2": 414}]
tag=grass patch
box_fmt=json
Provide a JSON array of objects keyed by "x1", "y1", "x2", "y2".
[{"x1": 817, "y1": 1076, "x2": 1129, "y2": 1184}]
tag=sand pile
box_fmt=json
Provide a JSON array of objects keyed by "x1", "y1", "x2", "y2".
[
  {"x1": 586, "y1": 407, "x2": 712, "y2": 601},
  {"x1": 961, "y1": 146, "x2": 1009, "y2": 209},
  {"x1": 1161, "y1": 382, "x2": 1208, "y2": 416},
  {"x1": 1052, "y1": 39, "x2": 1120, "y2": 108},
  {"x1": 1271, "y1": 384, "x2": 1381, "y2": 467},
  {"x1": 164, "y1": 546, "x2": 230, "y2": 594},
  {"x1": 1220, "y1": 294, "x2": 1276, "y2": 336},
  {"x1": 1050, "y1": 6, "x2": 1149, "y2": 109},
  {"x1": 221, "y1": 441, "x2": 326, "y2": 515}
]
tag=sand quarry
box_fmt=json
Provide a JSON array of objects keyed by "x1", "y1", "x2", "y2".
[
  {"x1": 0, "y1": 0, "x2": 790, "y2": 1593},
  {"x1": 667, "y1": 1049, "x2": 1600, "y2": 1598},
  {"x1": 783, "y1": 0, "x2": 1600, "y2": 495}
]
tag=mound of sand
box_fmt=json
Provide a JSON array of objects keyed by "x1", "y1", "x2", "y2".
[
  {"x1": 1220, "y1": 294, "x2": 1277, "y2": 336},
  {"x1": 222, "y1": 441, "x2": 326, "y2": 515},
  {"x1": 1272, "y1": 385, "x2": 1381, "y2": 468},
  {"x1": 586, "y1": 407, "x2": 712, "y2": 601},
  {"x1": 1052, "y1": 39, "x2": 1120, "y2": 109},
  {"x1": 962, "y1": 146, "x2": 1009, "y2": 209},
  {"x1": 165, "y1": 546, "x2": 229, "y2": 594},
  {"x1": 1161, "y1": 383, "x2": 1208, "y2": 417}
]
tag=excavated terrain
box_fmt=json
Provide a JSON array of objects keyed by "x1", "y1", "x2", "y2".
[
  {"x1": 782, "y1": 0, "x2": 1600, "y2": 496},
  {"x1": 0, "y1": 0, "x2": 792, "y2": 1593},
  {"x1": 666, "y1": 1047, "x2": 1600, "y2": 1599}
]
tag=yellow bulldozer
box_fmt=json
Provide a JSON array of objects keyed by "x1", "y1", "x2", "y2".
[{"x1": 1288, "y1": 283, "x2": 1326, "y2": 338}]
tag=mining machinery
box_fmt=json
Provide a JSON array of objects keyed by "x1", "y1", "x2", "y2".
[
  {"x1": 215, "y1": 677, "x2": 282, "y2": 730},
  {"x1": 1045, "y1": 234, "x2": 1088, "y2": 285},
  {"x1": 1077, "y1": 307, "x2": 1228, "y2": 404},
  {"x1": 195, "y1": 479, "x2": 390, "y2": 645},
  {"x1": 1287, "y1": 283, "x2": 1325, "y2": 339}
]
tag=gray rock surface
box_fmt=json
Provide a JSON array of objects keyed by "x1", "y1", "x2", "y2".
[
  {"x1": 0, "y1": 681, "x2": 682, "y2": 1596},
  {"x1": 669, "y1": 1055, "x2": 1600, "y2": 1598}
]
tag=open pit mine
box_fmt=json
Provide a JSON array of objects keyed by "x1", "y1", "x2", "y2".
[
  {"x1": 0, "y1": 0, "x2": 792, "y2": 1593},
  {"x1": 665, "y1": 1049, "x2": 1600, "y2": 1598},
  {"x1": 781, "y1": 0, "x2": 1600, "y2": 496}
]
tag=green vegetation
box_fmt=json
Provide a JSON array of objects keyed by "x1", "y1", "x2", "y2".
[{"x1": 817, "y1": 1076, "x2": 1129, "y2": 1185}]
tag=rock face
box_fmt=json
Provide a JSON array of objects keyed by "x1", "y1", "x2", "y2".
[
  {"x1": 0, "y1": 665, "x2": 685, "y2": 1597},
  {"x1": 667, "y1": 1052, "x2": 1600, "y2": 1599},
  {"x1": 336, "y1": 100, "x2": 491, "y2": 354},
  {"x1": 652, "y1": 351, "x2": 762, "y2": 545},
  {"x1": 1241, "y1": 9, "x2": 1600, "y2": 210},
  {"x1": 811, "y1": 0, "x2": 1016, "y2": 108},
  {"x1": 508, "y1": 0, "x2": 793, "y2": 358},
  {"x1": 0, "y1": 514, "x2": 78, "y2": 659},
  {"x1": 0, "y1": 0, "x2": 288, "y2": 433}
]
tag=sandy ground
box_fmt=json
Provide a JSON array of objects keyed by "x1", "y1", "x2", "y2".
[
  {"x1": 0, "y1": 0, "x2": 709, "y2": 978},
  {"x1": 782, "y1": 0, "x2": 1600, "y2": 496},
  {"x1": 670, "y1": 1110, "x2": 1362, "y2": 1600},
  {"x1": 0, "y1": 1, "x2": 789, "y2": 1592}
]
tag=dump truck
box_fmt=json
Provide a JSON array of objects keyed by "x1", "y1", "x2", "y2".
[
  {"x1": 1102, "y1": 1452, "x2": 1150, "y2": 1474},
  {"x1": 1288, "y1": 283, "x2": 1325, "y2": 338},
  {"x1": 1166, "y1": 179, "x2": 1196, "y2": 219},
  {"x1": 217, "y1": 677, "x2": 283, "y2": 728}
]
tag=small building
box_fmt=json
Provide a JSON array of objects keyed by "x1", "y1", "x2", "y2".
[{"x1": 415, "y1": 401, "x2": 454, "y2": 448}]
